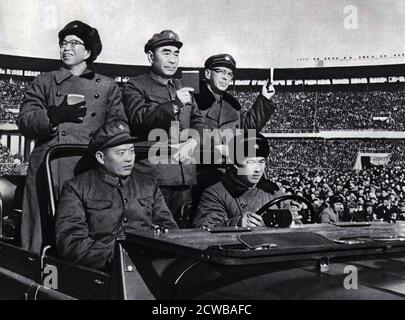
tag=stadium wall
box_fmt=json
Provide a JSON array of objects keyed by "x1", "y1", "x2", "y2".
[{"x1": 2, "y1": 54, "x2": 405, "y2": 82}]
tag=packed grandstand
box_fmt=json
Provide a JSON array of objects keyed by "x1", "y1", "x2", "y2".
[
  {"x1": 231, "y1": 90, "x2": 405, "y2": 131},
  {"x1": 1, "y1": 54, "x2": 405, "y2": 223},
  {"x1": 2, "y1": 79, "x2": 405, "y2": 131}
]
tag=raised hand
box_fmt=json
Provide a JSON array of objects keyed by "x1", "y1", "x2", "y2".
[{"x1": 261, "y1": 79, "x2": 275, "y2": 100}]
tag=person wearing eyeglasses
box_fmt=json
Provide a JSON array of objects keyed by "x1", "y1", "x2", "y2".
[
  {"x1": 193, "y1": 54, "x2": 276, "y2": 201},
  {"x1": 17, "y1": 20, "x2": 127, "y2": 253}
]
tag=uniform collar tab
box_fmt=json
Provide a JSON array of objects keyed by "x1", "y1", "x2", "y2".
[
  {"x1": 149, "y1": 71, "x2": 172, "y2": 86},
  {"x1": 96, "y1": 167, "x2": 130, "y2": 187}
]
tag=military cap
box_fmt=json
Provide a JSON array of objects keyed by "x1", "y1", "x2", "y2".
[
  {"x1": 228, "y1": 131, "x2": 270, "y2": 165},
  {"x1": 365, "y1": 201, "x2": 374, "y2": 207},
  {"x1": 144, "y1": 30, "x2": 183, "y2": 53},
  {"x1": 89, "y1": 121, "x2": 139, "y2": 154},
  {"x1": 58, "y1": 20, "x2": 102, "y2": 63},
  {"x1": 329, "y1": 195, "x2": 344, "y2": 204},
  {"x1": 205, "y1": 54, "x2": 236, "y2": 71}
]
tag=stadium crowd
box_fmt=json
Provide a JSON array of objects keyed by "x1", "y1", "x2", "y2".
[
  {"x1": 267, "y1": 165, "x2": 405, "y2": 224},
  {"x1": 0, "y1": 79, "x2": 29, "y2": 123},
  {"x1": 2, "y1": 78, "x2": 405, "y2": 130},
  {"x1": 267, "y1": 138, "x2": 405, "y2": 170},
  {"x1": 2, "y1": 77, "x2": 405, "y2": 223},
  {"x1": 0, "y1": 144, "x2": 26, "y2": 175},
  {"x1": 231, "y1": 89, "x2": 405, "y2": 131},
  {"x1": 264, "y1": 138, "x2": 405, "y2": 223}
]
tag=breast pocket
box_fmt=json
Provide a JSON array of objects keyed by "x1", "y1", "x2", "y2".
[
  {"x1": 85, "y1": 199, "x2": 113, "y2": 212},
  {"x1": 85, "y1": 199, "x2": 114, "y2": 234},
  {"x1": 136, "y1": 197, "x2": 154, "y2": 217},
  {"x1": 148, "y1": 94, "x2": 170, "y2": 105},
  {"x1": 138, "y1": 197, "x2": 154, "y2": 210}
]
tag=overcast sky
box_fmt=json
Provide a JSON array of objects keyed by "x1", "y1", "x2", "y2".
[{"x1": 1, "y1": 0, "x2": 404, "y2": 68}]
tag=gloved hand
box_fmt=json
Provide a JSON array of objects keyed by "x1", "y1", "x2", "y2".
[{"x1": 47, "y1": 96, "x2": 87, "y2": 126}]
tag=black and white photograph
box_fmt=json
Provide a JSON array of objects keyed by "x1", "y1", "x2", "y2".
[{"x1": 1, "y1": 0, "x2": 405, "y2": 305}]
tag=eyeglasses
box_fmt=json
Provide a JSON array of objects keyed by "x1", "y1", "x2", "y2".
[
  {"x1": 211, "y1": 68, "x2": 234, "y2": 79},
  {"x1": 245, "y1": 159, "x2": 266, "y2": 165},
  {"x1": 59, "y1": 40, "x2": 85, "y2": 49}
]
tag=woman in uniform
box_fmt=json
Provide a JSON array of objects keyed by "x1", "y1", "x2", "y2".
[{"x1": 17, "y1": 20, "x2": 127, "y2": 253}]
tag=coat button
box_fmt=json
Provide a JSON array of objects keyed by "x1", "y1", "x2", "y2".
[
  {"x1": 124, "y1": 198, "x2": 128, "y2": 203},
  {"x1": 96, "y1": 78, "x2": 101, "y2": 83},
  {"x1": 94, "y1": 93, "x2": 99, "y2": 99},
  {"x1": 91, "y1": 112, "x2": 96, "y2": 117},
  {"x1": 61, "y1": 131, "x2": 66, "y2": 136},
  {"x1": 56, "y1": 91, "x2": 62, "y2": 97},
  {"x1": 123, "y1": 218, "x2": 128, "y2": 223}
]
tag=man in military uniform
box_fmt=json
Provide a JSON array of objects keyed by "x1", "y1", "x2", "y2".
[
  {"x1": 122, "y1": 30, "x2": 205, "y2": 220},
  {"x1": 193, "y1": 54, "x2": 276, "y2": 193},
  {"x1": 319, "y1": 195, "x2": 346, "y2": 223},
  {"x1": 192, "y1": 133, "x2": 284, "y2": 229},
  {"x1": 55, "y1": 121, "x2": 177, "y2": 271},
  {"x1": 376, "y1": 196, "x2": 399, "y2": 222},
  {"x1": 17, "y1": 21, "x2": 127, "y2": 252}
]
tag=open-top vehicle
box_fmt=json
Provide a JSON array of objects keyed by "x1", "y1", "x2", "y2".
[{"x1": 2, "y1": 145, "x2": 405, "y2": 300}]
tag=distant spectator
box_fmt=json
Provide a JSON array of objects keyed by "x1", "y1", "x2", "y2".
[
  {"x1": 0, "y1": 145, "x2": 28, "y2": 176},
  {"x1": 0, "y1": 79, "x2": 29, "y2": 123},
  {"x1": 376, "y1": 197, "x2": 399, "y2": 222},
  {"x1": 230, "y1": 89, "x2": 405, "y2": 132},
  {"x1": 319, "y1": 195, "x2": 345, "y2": 223}
]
